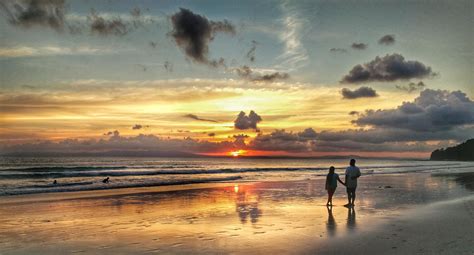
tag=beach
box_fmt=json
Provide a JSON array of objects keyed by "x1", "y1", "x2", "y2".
[{"x1": 1, "y1": 169, "x2": 473, "y2": 254}]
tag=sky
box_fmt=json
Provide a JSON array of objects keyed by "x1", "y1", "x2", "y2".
[{"x1": 0, "y1": 0, "x2": 473, "y2": 158}]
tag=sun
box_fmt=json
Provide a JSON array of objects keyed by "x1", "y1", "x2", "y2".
[{"x1": 229, "y1": 150, "x2": 246, "y2": 157}]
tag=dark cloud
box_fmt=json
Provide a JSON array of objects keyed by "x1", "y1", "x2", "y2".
[
  {"x1": 0, "y1": 0, "x2": 66, "y2": 32},
  {"x1": 249, "y1": 129, "x2": 317, "y2": 152},
  {"x1": 132, "y1": 124, "x2": 143, "y2": 130},
  {"x1": 104, "y1": 130, "x2": 120, "y2": 136},
  {"x1": 184, "y1": 114, "x2": 218, "y2": 123},
  {"x1": 354, "y1": 89, "x2": 474, "y2": 132},
  {"x1": 396, "y1": 81, "x2": 426, "y2": 93},
  {"x1": 207, "y1": 132, "x2": 215, "y2": 137},
  {"x1": 341, "y1": 86, "x2": 378, "y2": 99},
  {"x1": 341, "y1": 54, "x2": 435, "y2": 83},
  {"x1": 329, "y1": 48, "x2": 347, "y2": 53},
  {"x1": 351, "y1": 43, "x2": 367, "y2": 50},
  {"x1": 170, "y1": 8, "x2": 235, "y2": 66},
  {"x1": 234, "y1": 65, "x2": 289, "y2": 82},
  {"x1": 234, "y1": 111, "x2": 262, "y2": 130},
  {"x1": 149, "y1": 41, "x2": 157, "y2": 48},
  {"x1": 88, "y1": 9, "x2": 129, "y2": 36},
  {"x1": 246, "y1": 40, "x2": 257, "y2": 62},
  {"x1": 349, "y1": 111, "x2": 359, "y2": 116},
  {"x1": 378, "y1": 34, "x2": 395, "y2": 45},
  {"x1": 2, "y1": 133, "x2": 241, "y2": 155},
  {"x1": 130, "y1": 7, "x2": 141, "y2": 18}
]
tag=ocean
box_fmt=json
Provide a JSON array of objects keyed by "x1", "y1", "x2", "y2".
[{"x1": 1, "y1": 157, "x2": 473, "y2": 196}]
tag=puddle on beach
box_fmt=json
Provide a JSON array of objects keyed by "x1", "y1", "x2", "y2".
[{"x1": 0, "y1": 172, "x2": 472, "y2": 254}]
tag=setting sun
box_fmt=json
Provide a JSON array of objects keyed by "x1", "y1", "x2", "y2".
[{"x1": 230, "y1": 150, "x2": 247, "y2": 157}]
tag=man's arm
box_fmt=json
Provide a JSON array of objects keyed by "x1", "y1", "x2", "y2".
[{"x1": 337, "y1": 176, "x2": 346, "y2": 186}]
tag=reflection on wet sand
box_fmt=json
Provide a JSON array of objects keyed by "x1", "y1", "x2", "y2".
[
  {"x1": 347, "y1": 207, "x2": 356, "y2": 231},
  {"x1": 0, "y1": 172, "x2": 472, "y2": 254},
  {"x1": 326, "y1": 206, "x2": 336, "y2": 236},
  {"x1": 235, "y1": 185, "x2": 262, "y2": 224}
]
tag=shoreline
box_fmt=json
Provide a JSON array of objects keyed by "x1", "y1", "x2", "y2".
[{"x1": 0, "y1": 172, "x2": 473, "y2": 254}]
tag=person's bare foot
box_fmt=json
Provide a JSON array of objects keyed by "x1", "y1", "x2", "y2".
[{"x1": 343, "y1": 203, "x2": 352, "y2": 207}]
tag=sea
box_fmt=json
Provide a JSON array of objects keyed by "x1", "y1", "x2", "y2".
[{"x1": 1, "y1": 157, "x2": 474, "y2": 196}]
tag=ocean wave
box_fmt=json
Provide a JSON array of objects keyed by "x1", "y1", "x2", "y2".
[
  {"x1": 0, "y1": 165, "x2": 206, "y2": 172},
  {"x1": 0, "y1": 166, "x2": 128, "y2": 172},
  {"x1": 0, "y1": 163, "x2": 468, "y2": 179},
  {"x1": 2, "y1": 176, "x2": 243, "y2": 196}
]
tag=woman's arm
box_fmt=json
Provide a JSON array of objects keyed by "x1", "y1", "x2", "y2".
[{"x1": 337, "y1": 176, "x2": 346, "y2": 186}]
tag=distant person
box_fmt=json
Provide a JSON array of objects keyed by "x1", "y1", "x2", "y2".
[
  {"x1": 325, "y1": 166, "x2": 345, "y2": 206},
  {"x1": 102, "y1": 177, "x2": 110, "y2": 183},
  {"x1": 53, "y1": 180, "x2": 57, "y2": 185},
  {"x1": 345, "y1": 159, "x2": 361, "y2": 207}
]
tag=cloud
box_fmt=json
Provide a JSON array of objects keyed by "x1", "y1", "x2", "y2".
[
  {"x1": 234, "y1": 111, "x2": 262, "y2": 130},
  {"x1": 246, "y1": 40, "x2": 257, "y2": 62},
  {"x1": 341, "y1": 86, "x2": 378, "y2": 99},
  {"x1": 349, "y1": 111, "x2": 359, "y2": 116},
  {"x1": 0, "y1": 46, "x2": 111, "y2": 58},
  {"x1": 329, "y1": 48, "x2": 347, "y2": 53},
  {"x1": 341, "y1": 53, "x2": 435, "y2": 83},
  {"x1": 0, "y1": 0, "x2": 66, "y2": 32},
  {"x1": 378, "y1": 34, "x2": 395, "y2": 45},
  {"x1": 149, "y1": 41, "x2": 157, "y2": 48},
  {"x1": 132, "y1": 124, "x2": 142, "y2": 130},
  {"x1": 248, "y1": 128, "x2": 317, "y2": 152},
  {"x1": 2, "y1": 133, "x2": 242, "y2": 155},
  {"x1": 88, "y1": 9, "x2": 129, "y2": 36},
  {"x1": 104, "y1": 130, "x2": 120, "y2": 136},
  {"x1": 276, "y1": 1, "x2": 309, "y2": 71},
  {"x1": 351, "y1": 43, "x2": 367, "y2": 50},
  {"x1": 130, "y1": 7, "x2": 141, "y2": 18},
  {"x1": 184, "y1": 114, "x2": 218, "y2": 123},
  {"x1": 207, "y1": 132, "x2": 215, "y2": 137},
  {"x1": 234, "y1": 65, "x2": 289, "y2": 82},
  {"x1": 353, "y1": 89, "x2": 474, "y2": 132},
  {"x1": 396, "y1": 81, "x2": 426, "y2": 93},
  {"x1": 170, "y1": 8, "x2": 235, "y2": 66},
  {"x1": 3, "y1": 88, "x2": 473, "y2": 155}
]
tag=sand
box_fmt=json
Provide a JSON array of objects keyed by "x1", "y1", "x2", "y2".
[{"x1": 0, "y1": 172, "x2": 473, "y2": 254}]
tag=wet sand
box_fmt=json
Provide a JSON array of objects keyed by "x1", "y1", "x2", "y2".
[{"x1": 0, "y1": 172, "x2": 473, "y2": 254}]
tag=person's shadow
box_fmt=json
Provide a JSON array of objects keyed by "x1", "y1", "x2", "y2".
[
  {"x1": 346, "y1": 207, "x2": 356, "y2": 231},
  {"x1": 326, "y1": 206, "x2": 336, "y2": 236}
]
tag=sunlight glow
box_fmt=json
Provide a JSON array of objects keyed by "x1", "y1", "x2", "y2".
[{"x1": 230, "y1": 150, "x2": 247, "y2": 157}]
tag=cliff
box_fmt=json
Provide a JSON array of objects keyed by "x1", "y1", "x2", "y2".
[{"x1": 430, "y1": 139, "x2": 474, "y2": 161}]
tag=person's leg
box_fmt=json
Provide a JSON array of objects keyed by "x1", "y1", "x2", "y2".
[
  {"x1": 350, "y1": 189, "x2": 356, "y2": 205},
  {"x1": 345, "y1": 188, "x2": 351, "y2": 206},
  {"x1": 327, "y1": 189, "x2": 335, "y2": 206},
  {"x1": 326, "y1": 190, "x2": 331, "y2": 206}
]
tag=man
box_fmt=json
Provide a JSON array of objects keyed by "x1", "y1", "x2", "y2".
[{"x1": 345, "y1": 159, "x2": 361, "y2": 207}]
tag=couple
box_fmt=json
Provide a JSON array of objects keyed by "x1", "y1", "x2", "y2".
[{"x1": 325, "y1": 159, "x2": 361, "y2": 207}]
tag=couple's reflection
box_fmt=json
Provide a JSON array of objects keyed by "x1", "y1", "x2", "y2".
[
  {"x1": 326, "y1": 206, "x2": 356, "y2": 235},
  {"x1": 235, "y1": 187, "x2": 262, "y2": 224}
]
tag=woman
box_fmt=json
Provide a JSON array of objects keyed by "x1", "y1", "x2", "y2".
[{"x1": 325, "y1": 166, "x2": 345, "y2": 206}]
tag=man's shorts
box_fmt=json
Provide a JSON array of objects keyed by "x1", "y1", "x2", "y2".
[{"x1": 346, "y1": 187, "x2": 356, "y2": 193}]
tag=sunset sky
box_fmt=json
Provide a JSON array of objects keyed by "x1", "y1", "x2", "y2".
[{"x1": 1, "y1": 0, "x2": 473, "y2": 158}]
